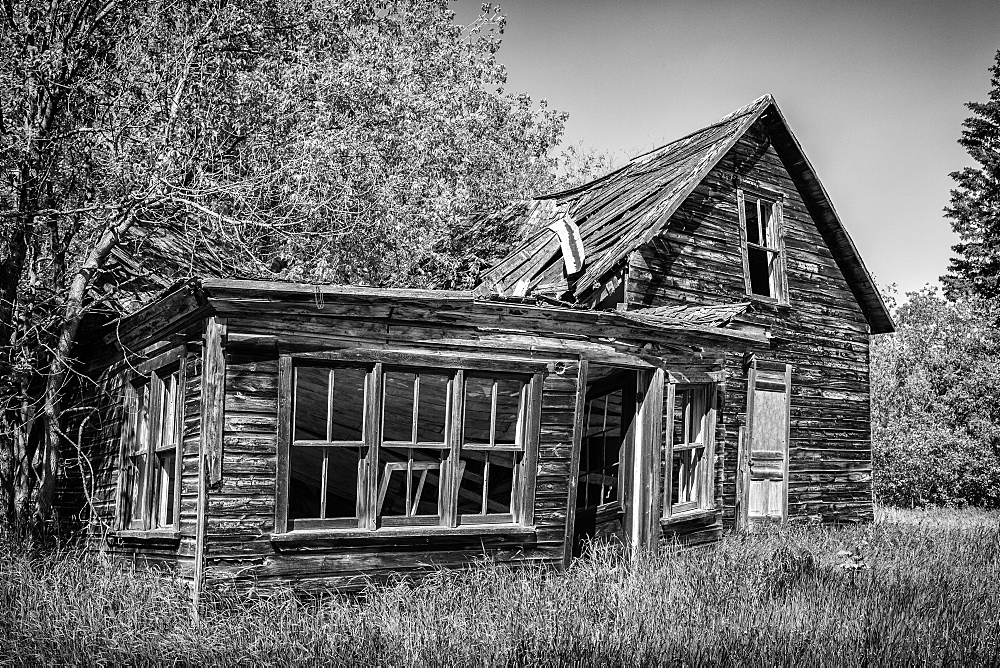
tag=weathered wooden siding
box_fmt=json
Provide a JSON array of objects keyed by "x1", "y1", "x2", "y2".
[
  {"x1": 57, "y1": 342, "x2": 203, "y2": 573},
  {"x1": 199, "y1": 318, "x2": 582, "y2": 592},
  {"x1": 628, "y1": 119, "x2": 873, "y2": 525}
]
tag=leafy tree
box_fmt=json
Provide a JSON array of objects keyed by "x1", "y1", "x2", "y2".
[
  {"x1": 871, "y1": 287, "x2": 1000, "y2": 507},
  {"x1": 942, "y1": 49, "x2": 1000, "y2": 299},
  {"x1": 0, "y1": 0, "x2": 573, "y2": 533}
]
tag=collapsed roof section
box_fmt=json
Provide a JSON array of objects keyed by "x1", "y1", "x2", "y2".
[{"x1": 475, "y1": 95, "x2": 894, "y2": 334}]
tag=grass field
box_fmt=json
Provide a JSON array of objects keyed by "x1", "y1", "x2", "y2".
[{"x1": 2, "y1": 507, "x2": 999, "y2": 666}]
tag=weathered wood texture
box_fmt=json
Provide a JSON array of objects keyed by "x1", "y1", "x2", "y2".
[
  {"x1": 628, "y1": 119, "x2": 873, "y2": 525},
  {"x1": 196, "y1": 318, "x2": 584, "y2": 593},
  {"x1": 57, "y1": 340, "x2": 203, "y2": 576}
]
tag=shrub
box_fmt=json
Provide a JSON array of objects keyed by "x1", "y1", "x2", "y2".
[{"x1": 871, "y1": 288, "x2": 1000, "y2": 507}]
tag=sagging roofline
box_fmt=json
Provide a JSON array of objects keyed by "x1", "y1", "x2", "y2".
[{"x1": 99, "y1": 278, "x2": 771, "y2": 359}]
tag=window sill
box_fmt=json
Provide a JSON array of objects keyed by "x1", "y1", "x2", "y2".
[
  {"x1": 746, "y1": 295, "x2": 790, "y2": 311},
  {"x1": 107, "y1": 529, "x2": 181, "y2": 547},
  {"x1": 661, "y1": 508, "x2": 717, "y2": 527},
  {"x1": 271, "y1": 523, "x2": 536, "y2": 551}
]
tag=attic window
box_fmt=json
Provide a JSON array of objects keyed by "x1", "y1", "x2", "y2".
[{"x1": 739, "y1": 191, "x2": 787, "y2": 302}]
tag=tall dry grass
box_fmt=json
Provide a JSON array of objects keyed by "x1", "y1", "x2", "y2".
[{"x1": 2, "y1": 508, "x2": 999, "y2": 666}]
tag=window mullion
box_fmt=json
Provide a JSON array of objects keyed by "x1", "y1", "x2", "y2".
[{"x1": 364, "y1": 363, "x2": 382, "y2": 530}]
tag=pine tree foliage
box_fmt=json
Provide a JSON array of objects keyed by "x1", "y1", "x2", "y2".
[{"x1": 943, "y1": 50, "x2": 1000, "y2": 299}]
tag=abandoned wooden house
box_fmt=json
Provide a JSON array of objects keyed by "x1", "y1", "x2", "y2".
[{"x1": 57, "y1": 94, "x2": 893, "y2": 593}]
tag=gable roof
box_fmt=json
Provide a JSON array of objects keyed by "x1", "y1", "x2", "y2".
[{"x1": 477, "y1": 95, "x2": 895, "y2": 334}]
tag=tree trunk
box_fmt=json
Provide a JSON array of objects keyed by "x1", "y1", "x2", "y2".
[{"x1": 33, "y1": 214, "x2": 136, "y2": 526}]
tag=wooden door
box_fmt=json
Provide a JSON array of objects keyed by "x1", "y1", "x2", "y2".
[{"x1": 738, "y1": 362, "x2": 791, "y2": 527}]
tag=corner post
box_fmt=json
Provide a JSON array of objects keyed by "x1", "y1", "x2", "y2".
[{"x1": 193, "y1": 316, "x2": 226, "y2": 613}]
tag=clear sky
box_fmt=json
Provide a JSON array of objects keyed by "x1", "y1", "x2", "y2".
[{"x1": 453, "y1": 0, "x2": 1000, "y2": 296}]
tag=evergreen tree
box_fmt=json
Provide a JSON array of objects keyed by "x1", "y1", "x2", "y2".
[{"x1": 943, "y1": 50, "x2": 1000, "y2": 299}]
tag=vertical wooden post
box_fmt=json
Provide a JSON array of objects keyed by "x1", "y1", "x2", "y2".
[
  {"x1": 736, "y1": 359, "x2": 757, "y2": 531},
  {"x1": 562, "y1": 360, "x2": 588, "y2": 568},
  {"x1": 520, "y1": 372, "x2": 543, "y2": 527},
  {"x1": 644, "y1": 368, "x2": 665, "y2": 550},
  {"x1": 193, "y1": 316, "x2": 226, "y2": 613},
  {"x1": 273, "y1": 355, "x2": 293, "y2": 535},
  {"x1": 781, "y1": 363, "x2": 792, "y2": 521}
]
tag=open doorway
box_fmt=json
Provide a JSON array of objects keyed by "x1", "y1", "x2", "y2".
[{"x1": 572, "y1": 365, "x2": 638, "y2": 554}]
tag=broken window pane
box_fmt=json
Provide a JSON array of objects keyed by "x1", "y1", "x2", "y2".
[
  {"x1": 378, "y1": 447, "x2": 442, "y2": 517},
  {"x1": 288, "y1": 445, "x2": 323, "y2": 519},
  {"x1": 324, "y1": 446, "x2": 361, "y2": 519},
  {"x1": 744, "y1": 197, "x2": 760, "y2": 245}
]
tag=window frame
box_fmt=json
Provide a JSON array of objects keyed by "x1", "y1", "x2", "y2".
[
  {"x1": 274, "y1": 352, "x2": 544, "y2": 535},
  {"x1": 737, "y1": 188, "x2": 788, "y2": 304},
  {"x1": 663, "y1": 382, "x2": 718, "y2": 521},
  {"x1": 117, "y1": 346, "x2": 186, "y2": 532}
]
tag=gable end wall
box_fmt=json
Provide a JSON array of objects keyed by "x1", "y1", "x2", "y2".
[{"x1": 627, "y1": 119, "x2": 873, "y2": 525}]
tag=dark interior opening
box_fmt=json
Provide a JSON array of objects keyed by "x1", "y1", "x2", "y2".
[{"x1": 573, "y1": 366, "x2": 637, "y2": 555}]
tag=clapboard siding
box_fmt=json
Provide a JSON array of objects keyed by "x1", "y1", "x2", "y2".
[
  {"x1": 628, "y1": 119, "x2": 873, "y2": 525},
  {"x1": 198, "y1": 322, "x2": 581, "y2": 592},
  {"x1": 56, "y1": 341, "x2": 203, "y2": 574}
]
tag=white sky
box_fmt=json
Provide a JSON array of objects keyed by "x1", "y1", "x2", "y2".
[{"x1": 453, "y1": 0, "x2": 1000, "y2": 296}]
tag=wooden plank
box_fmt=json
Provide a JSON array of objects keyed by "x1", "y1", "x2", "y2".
[
  {"x1": 641, "y1": 368, "x2": 665, "y2": 549},
  {"x1": 273, "y1": 355, "x2": 293, "y2": 535},
  {"x1": 782, "y1": 363, "x2": 792, "y2": 521},
  {"x1": 561, "y1": 360, "x2": 587, "y2": 568},
  {"x1": 521, "y1": 371, "x2": 544, "y2": 527},
  {"x1": 201, "y1": 317, "x2": 227, "y2": 486}
]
